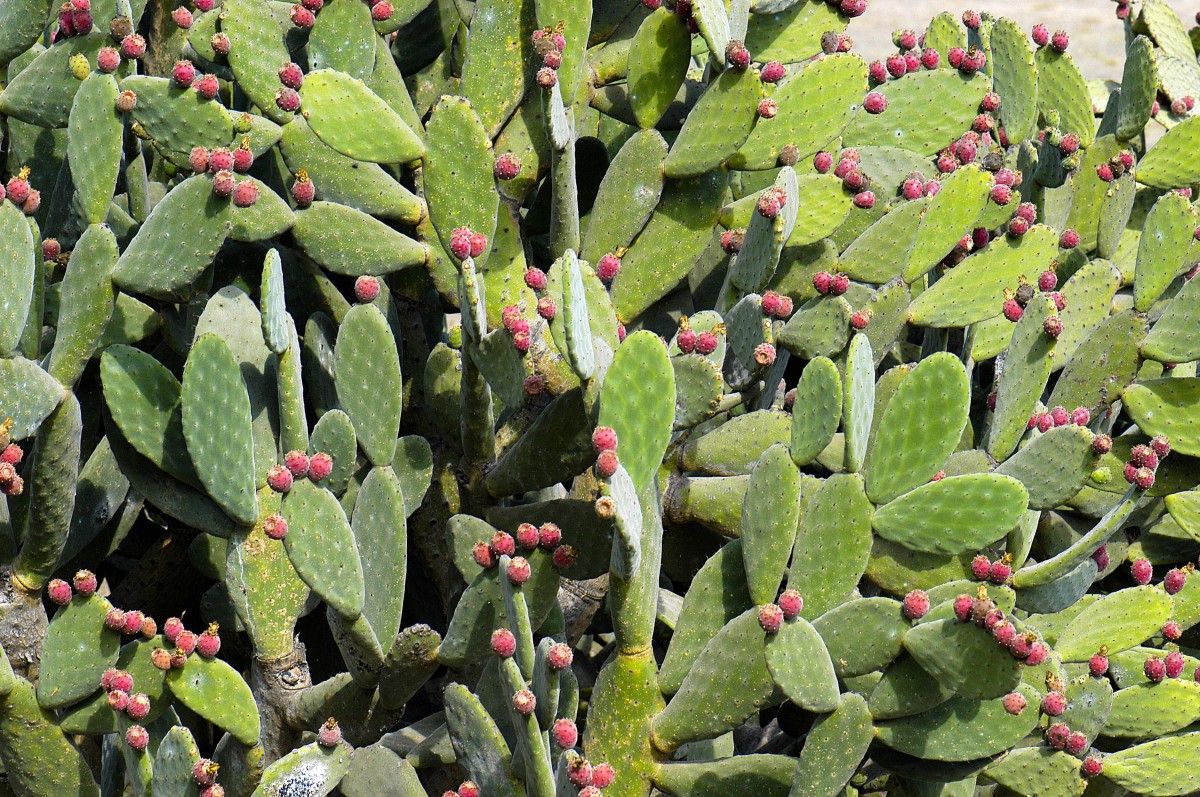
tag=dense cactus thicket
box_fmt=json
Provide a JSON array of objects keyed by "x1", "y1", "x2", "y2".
[{"x1": 8, "y1": 0, "x2": 1200, "y2": 793}]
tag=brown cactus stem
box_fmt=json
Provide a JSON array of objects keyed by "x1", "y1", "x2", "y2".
[
  {"x1": 0, "y1": 566, "x2": 47, "y2": 682},
  {"x1": 254, "y1": 642, "x2": 313, "y2": 762}
]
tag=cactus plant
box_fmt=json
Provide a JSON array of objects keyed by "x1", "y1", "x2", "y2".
[{"x1": 5, "y1": 0, "x2": 1200, "y2": 795}]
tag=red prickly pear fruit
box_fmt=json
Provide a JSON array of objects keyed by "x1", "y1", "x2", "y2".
[
  {"x1": 193, "y1": 758, "x2": 219, "y2": 786},
  {"x1": 1096, "y1": 163, "x2": 1114, "y2": 182},
  {"x1": 592, "y1": 426, "x2": 617, "y2": 454},
  {"x1": 677, "y1": 328, "x2": 697, "y2": 353},
  {"x1": 862, "y1": 92, "x2": 887, "y2": 114},
  {"x1": 989, "y1": 184, "x2": 1012, "y2": 205},
  {"x1": 595, "y1": 449, "x2": 619, "y2": 479},
  {"x1": 127, "y1": 692, "x2": 151, "y2": 719},
  {"x1": 472, "y1": 541, "x2": 495, "y2": 568},
  {"x1": 212, "y1": 170, "x2": 236, "y2": 197},
  {"x1": 868, "y1": 60, "x2": 887, "y2": 85},
  {"x1": 1026, "y1": 641, "x2": 1049, "y2": 665},
  {"x1": 201, "y1": 787, "x2": 225, "y2": 797},
  {"x1": 591, "y1": 763, "x2": 616, "y2": 789},
  {"x1": 1048, "y1": 290, "x2": 1066, "y2": 311},
  {"x1": 172, "y1": 6, "x2": 193, "y2": 27},
  {"x1": 1017, "y1": 203, "x2": 1038, "y2": 223},
  {"x1": 195, "y1": 74, "x2": 220, "y2": 100},
  {"x1": 758, "y1": 603, "x2": 784, "y2": 633},
  {"x1": 1133, "y1": 466, "x2": 1155, "y2": 490},
  {"x1": 318, "y1": 718, "x2": 342, "y2": 747},
  {"x1": 1089, "y1": 647, "x2": 1109, "y2": 676},
  {"x1": 1050, "y1": 30, "x2": 1069, "y2": 52},
  {"x1": 524, "y1": 267, "x2": 547, "y2": 290},
  {"x1": 308, "y1": 452, "x2": 333, "y2": 482},
  {"x1": 275, "y1": 86, "x2": 301, "y2": 112},
  {"x1": 981, "y1": 92, "x2": 1002, "y2": 113},
  {"x1": 210, "y1": 32, "x2": 230, "y2": 55},
  {"x1": 196, "y1": 0, "x2": 216, "y2": 9},
  {"x1": 6, "y1": 171, "x2": 31, "y2": 205},
  {"x1": 209, "y1": 148, "x2": 234, "y2": 172},
  {"x1": 141, "y1": 616, "x2": 157, "y2": 639},
  {"x1": 757, "y1": 98, "x2": 777, "y2": 118},
  {"x1": 813, "y1": 151, "x2": 833, "y2": 173},
  {"x1": 1059, "y1": 132, "x2": 1080, "y2": 155},
  {"x1": 1163, "y1": 621, "x2": 1183, "y2": 641},
  {"x1": 936, "y1": 152, "x2": 958, "y2": 174},
  {"x1": 1038, "y1": 269, "x2": 1058, "y2": 291},
  {"x1": 776, "y1": 296, "x2": 793, "y2": 317},
  {"x1": 753, "y1": 343, "x2": 776, "y2": 367},
  {"x1": 1065, "y1": 732, "x2": 1087, "y2": 756},
  {"x1": 266, "y1": 465, "x2": 293, "y2": 493},
  {"x1": 839, "y1": 0, "x2": 865, "y2": 17},
  {"x1": 1092, "y1": 434, "x2": 1112, "y2": 454},
  {"x1": 1130, "y1": 444, "x2": 1158, "y2": 469},
  {"x1": 40, "y1": 236, "x2": 58, "y2": 262},
  {"x1": 757, "y1": 188, "x2": 784, "y2": 218},
  {"x1": 1131, "y1": 558, "x2": 1153, "y2": 585},
  {"x1": 578, "y1": 788, "x2": 602, "y2": 797},
  {"x1": 962, "y1": 9, "x2": 981, "y2": 28},
  {"x1": 502, "y1": 306, "x2": 522, "y2": 330},
  {"x1": 121, "y1": 610, "x2": 144, "y2": 636},
  {"x1": 232, "y1": 145, "x2": 253, "y2": 173},
  {"x1": 47, "y1": 579, "x2": 73, "y2": 606},
  {"x1": 597, "y1": 253, "x2": 620, "y2": 283},
  {"x1": 1007, "y1": 216, "x2": 1030, "y2": 237},
  {"x1": 972, "y1": 593, "x2": 996, "y2": 626},
  {"x1": 994, "y1": 168, "x2": 1017, "y2": 187},
  {"x1": 953, "y1": 594, "x2": 974, "y2": 622},
  {"x1": 494, "y1": 153, "x2": 522, "y2": 180},
  {"x1": 1002, "y1": 691, "x2": 1027, "y2": 715},
  {"x1": 516, "y1": 523, "x2": 539, "y2": 549},
  {"x1": 163, "y1": 617, "x2": 184, "y2": 644},
  {"x1": 760, "y1": 291, "x2": 783, "y2": 317},
  {"x1": 1031, "y1": 24, "x2": 1049, "y2": 46},
  {"x1": 990, "y1": 610, "x2": 1013, "y2": 630},
  {"x1": 902, "y1": 177, "x2": 924, "y2": 200},
  {"x1": 553, "y1": 718, "x2": 579, "y2": 749},
  {"x1": 813, "y1": 271, "x2": 833, "y2": 295},
  {"x1": 902, "y1": 589, "x2": 930, "y2": 620},
  {"x1": 512, "y1": 689, "x2": 537, "y2": 716},
  {"x1": 991, "y1": 620, "x2": 1017, "y2": 646},
  {"x1": 152, "y1": 647, "x2": 173, "y2": 670},
  {"x1": 109, "y1": 669, "x2": 134, "y2": 693},
  {"x1": 850, "y1": 310, "x2": 871, "y2": 330},
  {"x1": 536, "y1": 297, "x2": 556, "y2": 319},
  {"x1": 232, "y1": 180, "x2": 259, "y2": 207},
  {"x1": 760, "y1": 61, "x2": 785, "y2": 83},
  {"x1": 548, "y1": 641, "x2": 573, "y2": 671},
  {"x1": 1010, "y1": 633, "x2": 1037, "y2": 659},
  {"x1": 105, "y1": 609, "x2": 126, "y2": 631},
  {"x1": 1069, "y1": 407, "x2": 1091, "y2": 426},
  {"x1": 458, "y1": 783, "x2": 480, "y2": 797},
  {"x1": 354, "y1": 275, "x2": 381, "y2": 303},
  {"x1": 894, "y1": 29, "x2": 918, "y2": 50},
  {"x1": 552, "y1": 544, "x2": 577, "y2": 569},
  {"x1": 291, "y1": 170, "x2": 315, "y2": 207},
  {"x1": 778, "y1": 589, "x2": 803, "y2": 620},
  {"x1": 1081, "y1": 756, "x2": 1103, "y2": 778},
  {"x1": 125, "y1": 724, "x2": 150, "y2": 750},
  {"x1": 120, "y1": 34, "x2": 146, "y2": 59},
  {"x1": 920, "y1": 48, "x2": 940, "y2": 69},
  {"x1": 830, "y1": 273, "x2": 850, "y2": 295},
  {"x1": 725, "y1": 40, "x2": 751, "y2": 69},
  {"x1": 107, "y1": 689, "x2": 129, "y2": 712},
  {"x1": 972, "y1": 112, "x2": 993, "y2": 133},
  {"x1": 1003, "y1": 299, "x2": 1024, "y2": 324},
  {"x1": 172, "y1": 60, "x2": 196, "y2": 88},
  {"x1": 539, "y1": 522, "x2": 562, "y2": 549},
  {"x1": 196, "y1": 623, "x2": 220, "y2": 658},
  {"x1": 1092, "y1": 544, "x2": 1110, "y2": 570},
  {"x1": 1164, "y1": 568, "x2": 1187, "y2": 594},
  {"x1": 1045, "y1": 723, "x2": 1070, "y2": 750},
  {"x1": 853, "y1": 191, "x2": 876, "y2": 209},
  {"x1": 176, "y1": 629, "x2": 198, "y2": 656},
  {"x1": 695, "y1": 331, "x2": 718, "y2": 355},
  {"x1": 1041, "y1": 691, "x2": 1067, "y2": 716},
  {"x1": 491, "y1": 531, "x2": 516, "y2": 557},
  {"x1": 507, "y1": 556, "x2": 532, "y2": 585},
  {"x1": 189, "y1": 146, "x2": 210, "y2": 174},
  {"x1": 262, "y1": 513, "x2": 288, "y2": 540},
  {"x1": 567, "y1": 755, "x2": 593, "y2": 787},
  {"x1": 720, "y1": 229, "x2": 745, "y2": 254},
  {"x1": 885, "y1": 55, "x2": 907, "y2": 79},
  {"x1": 371, "y1": 0, "x2": 393, "y2": 21},
  {"x1": 1145, "y1": 655, "x2": 1167, "y2": 682},
  {"x1": 535, "y1": 66, "x2": 557, "y2": 88},
  {"x1": 947, "y1": 47, "x2": 965, "y2": 68},
  {"x1": 1151, "y1": 435, "x2": 1171, "y2": 459},
  {"x1": 284, "y1": 449, "x2": 310, "y2": 477},
  {"x1": 278, "y1": 62, "x2": 303, "y2": 89},
  {"x1": 971, "y1": 555, "x2": 992, "y2": 580},
  {"x1": 490, "y1": 628, "x2": 516, "y2": 658},
  {"x1": 1043, "y1": 316, "x2": 1063, "y2": 338},
  {"x1": 1167, "y1": 650, "x2": 1187, "y2": 677},
  {"x1": 468, "y1": 232, "x2": 487, "y2": 258},
  {"x1": 523, "y1": 374, "x2": 544, "y2": 396},
  {"x1": 930, "y1": 470, "x2": 946, "y2": 482},
  {"x1": 834, "y1": 157, "x2": 856, "y2": 179},
  {"x1": 1123, "y1": 461, "x2": 1138, "y2": 483}
]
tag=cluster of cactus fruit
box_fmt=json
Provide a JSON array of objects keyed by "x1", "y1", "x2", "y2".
[{"x1": 10, "y1": 0, "x2": 1200, "y2": 793}]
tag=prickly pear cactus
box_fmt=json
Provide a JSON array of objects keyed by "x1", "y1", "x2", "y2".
[{"x1": 3, "y1": 0, "x2": 1200, "y2": 795}]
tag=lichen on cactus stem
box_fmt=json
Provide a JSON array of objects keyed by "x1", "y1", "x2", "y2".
[{"x1": 2, "y1": 0, "x2": 1200, "y2": 794}]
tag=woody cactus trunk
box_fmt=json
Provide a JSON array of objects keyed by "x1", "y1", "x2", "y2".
[{"x1": 6, "y1": 0, "x2": 1200, "y2": 793}]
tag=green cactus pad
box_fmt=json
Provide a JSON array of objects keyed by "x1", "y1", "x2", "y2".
[
  {"x1": 0, "y1": 678, "x2": 99, "y2": 796},
  {"x1": 581, "y1": 130, "x2": 667, "y2": 262},
  {"x1": 902, "y1": 166, "x2": 993, "y2": 284},
  {"x1": 1104, "y1": 679, "x2": 1200, "y2": 738},
  {"x1": 789, "y1": 357, "x2": 841, "y2": 466},
  {"x1": 907, "y1": 225, "x2": 1059, "y2": 327},
  {"x1": 903, "y1": 619, "x2": 1021, "y2": 700},
  {"x1": 777, "y1": 295, "x2": 851, "y2": 359},
  {"x1": 0, "y1": 199, "x2": 37, "y2": 356},
  {"x1": 1034, "y1": 47, "x2": 1094, "y2": 148},
  {"x1": 252, "y1": 740, "x2": 352, "y2": 797},
  {"x1": 732, "y1": 54, "x2": 866, "y2": 171},
  {"x1": 0, "y1": 0, "x2": 52, "y2": 66},
  {"x1": 0, "y1": 357, "x2": 64, "y2": 442},
  {"x1": 1137, "y1": 116, "x2": 1200, "y2": 188},
  {"x1": 813, "y1": 597, "x2": 908, "y2": 678},
  {"x1": 1100, "y1": 732, "x2": 1200, "y2": 796},
  {"x1": 986, "y1": 294, "x2": 1058, "y2": 461},
  {"x1": 996, "y1": 425, "x2": 1096, "y2": 510},
  {"x1": 664, "y1": 67, "x2": 761, "y2": 178},
  {"x1": 865, "y1": 353, "x2": 968, "y2": 504},
  {"x1": 1096, "y1": 172, "x2": 1135, "y2": 260},
  {"x1": 672, "y1": 354, "x2": 723, "y2": 430},
  {"x1": 627, "y1": 9, "x2": 691, "y2": 130},
  {"x1": 585, "y1": 652, "x2": 666, "y2": 797},
  {"x1": 558, "y1": 250, "x2": 596, "y2": 380},
  {"x1": 842, "y1": 69, "x2": 989, "y2": 156},
  {"x1": 459, "y1": 0, "x2": 536, "y2": 137},
  {"x1": 983, "y1": 748, "x2": 1086, "y2": 797},
  {"x1": 292, "y1": 202, "x2": 428, "y2": 276},
  {"x1": 220, "y1": 0, "x2": 293, "y2": 124},
  {"x1": 730, "y1": 169, "x2": 799, "y2": 293},
  {"x1": 308, "y1": 411, "x2": 357, "y2": 497},
  {"x1": 36, "y1": 594, "x2": 119, "y2": 709},
  {"x1": 438, "y1": 568, "x2": 504, "y2": 667},
  {"x1": 874, "y1": 683, "x2": 1040, "y2": 761},
  {"x1": 229, "y1": 178, "x2": 294, "y2": 243},
  {"x1": 112, "y1": 175, "x2": 232, "y2": 301},
  {"x1": 765, "y1": 615, "x2": 840, "y2": 712},
  {"x1": 608, "y1": 464, "x2": 644, "y2": 579},
  {"x1": 424, "y1": 95, "x2": 499, "y2": 268},
  {"x1": 1054, "y1": 585, "x2": 1174, "y2": 661},
  {"x1": 445, "y1": 683, "x2": 520, "y2": 797},
  {"x1": 785, "y1": 691, "x2": 871, "y2": 796},
  {"x1": 152, "y1": 726, "x2": 203, "y2": 797},
  {"x1": 788, "y1": 473, "x2": 872, "y2": 618},
  {"x1": 181, "y1": 333, "x2": 258, "y2": 525},
  {"x1": 868, "y1": 653, "x2": 956, "y2": 720},
  {"x1": 379, "y1": 624, "x2": 441, "y2": 710},
  {"x1": 840, "y1": 199, "x2": 927, "y2": 284},
  {"x1": 66, "y1": 73, "x2": 122, "y2": 224},
  {"x1": 1053, "y1": 258, "x2": 1122, "y2": 366},
  {"x1": 1063, "y1": 137, "x2": 1123, "y2": 251},
  {"x1": 1142, "y1": 267, "x2": 1200, "y2": 362},
  {"x1": 121, "y1": 75, "x2": 233, "y2": 170},
  {"x1": 300, "y1": 69, "x2": 423, "y2": 164},
  {"x1": 1134, "y1": 191, "x2": 1196, "y2": 312},
  {"x1": 1118, "y1": 36, "x2": 1158, "y2": 141},
  {"x1": 722, "y1": 176, "x2": 852, "y2": 247},
  {"x1": 307, "y1": 0, "x2": 376, "y2": 78},
  {"x1": 0, "y1": 32, "x2": 109, "y2": 128},
  {"x1": 842, "y1": 333, "x2": 875, "y2": 473},
  {"x1": 335, "y1": 304, "x2": 401, "y2": 466},
  {"x1": 741, "y1": 444, "x2": 801, "y2": 605},
  {"x1": 1123, "y1": 378, "x2": 1200, "y2": 456},
  {"x1": 485, "y1": 388, "x2": 594, "y2": 497},
  {"x1": 351, "y1": 467, "x2": 407, "y2": 648},
  {"x1": 167, "y1": 654, "x2": 260, "y2": 747},
  {"x1": 597, "y1": 330, "x2": 675, "y2": 492},
  {"x1": 260, "y1": 250, "x2": 288, "y2": 356},
  {"x1": 283, "y1": 480, "x2": 366, "y2": 619},
  {"x1": 987, "y1": 19, "x2": 1038, "y2": 141},
  {"x1": 1048, "y1": 309, "x2": 1146, "y2": 416},
  {"x1": 651, "y1": 609, "x2": 778, "y2": 751},
  {"x1": 872, "y1": 473, "x2": 1028, "y2": 555},
  {"x1": 655, "y1": 755, "x2": 794, "y2": 797}
]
